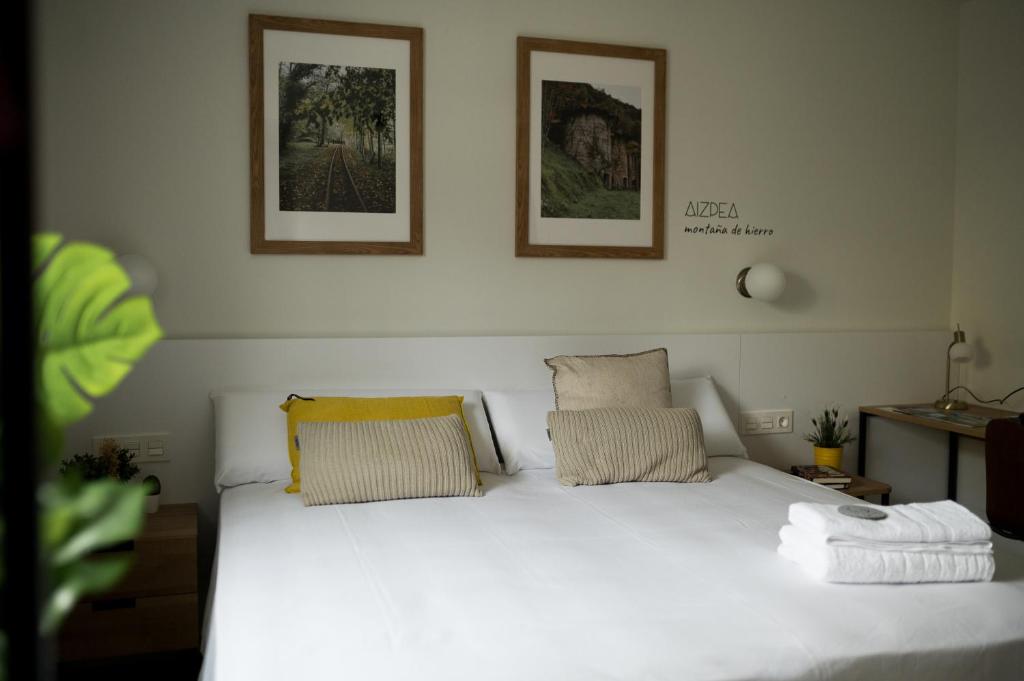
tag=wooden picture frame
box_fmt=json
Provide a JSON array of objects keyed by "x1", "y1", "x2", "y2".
[
  {"x1": 249, "y1": 14, "x2": 423, "y2": 255},
  {"x1": 516, "y1": 37, "x2": 666, "y2": 259}
]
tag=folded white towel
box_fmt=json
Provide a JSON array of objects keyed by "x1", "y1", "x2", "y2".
[
  {"x1": 789, "y1": 500, "x2": 990, "y2": 544},
  {"x1": 778, "y1": 524, "x2": 995, "y2": 583},
  {"x1": 778, "y1": 524, "x2": 993, "y2": 555}
]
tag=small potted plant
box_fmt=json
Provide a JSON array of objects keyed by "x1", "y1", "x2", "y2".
[
  {"x1": 804, "y1": 406, "x2": 856, "y2": 469},
  {"x1": 143, "y1": 474, "x2": 162, "y2": 514},
  {"x1": 60, "y1": 438, "x2": 140, "y2": 482}
]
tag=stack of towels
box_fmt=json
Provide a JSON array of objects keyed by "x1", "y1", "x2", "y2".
[{"x1": 778, "y1": 500, "x2": 995, "y2": 583}]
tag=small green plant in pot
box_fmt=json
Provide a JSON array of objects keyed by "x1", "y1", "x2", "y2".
[
  {"x1": 59, "y1": 439, "x2": 140, "y2": 482},
  {"x1": 143, "y1": 475, "x2": 162, "y2": 514},
  {"x1": 804, "y1": 406, "x2": 856, "y2": 470}
]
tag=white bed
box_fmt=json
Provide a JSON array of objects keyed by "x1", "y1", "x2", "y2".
[{"x1": 201, "y1": 457, "x2": 1024, "y2": 680}]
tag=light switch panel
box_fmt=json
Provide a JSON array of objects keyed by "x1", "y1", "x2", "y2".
[
  {"x1": 740, "y1": 410, "x2": 794, "y2": 435},
  {"x1": 92, "y1": 432, "x2": 170, "y2": 462}
]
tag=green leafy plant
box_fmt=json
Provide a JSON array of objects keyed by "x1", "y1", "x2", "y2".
[
  {"x1": 143, "y1": 474, "x2": 161, "y2": 496},
  {"x1": 59, "y1": 439, "x2": 140, "y2": 482},
  {"x1": 804, "y1": 406, "x2": 856, "y2": 448},
  {"x1": 0, "y1": 233, "x2": 163, "y2": 672}
]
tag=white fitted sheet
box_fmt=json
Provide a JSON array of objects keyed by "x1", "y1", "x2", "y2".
[{"x1": 201, "y1": 458, "x2": 1024, "y2": 681}]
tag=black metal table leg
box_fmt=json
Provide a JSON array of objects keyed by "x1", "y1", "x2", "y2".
[
  {"x1": 881, "y1": 492, "x2": 890, "y2": 506},
  {"x1": 857, "y1": 411, "x2": 869, "y2": 476},
  {"x1": 948, "y1": 432, "x2": 959, "y2": 501}
]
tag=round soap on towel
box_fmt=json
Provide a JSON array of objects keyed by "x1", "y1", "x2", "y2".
[{"x1": 838, "y1": 505, "x2": 888, "y2": 521}]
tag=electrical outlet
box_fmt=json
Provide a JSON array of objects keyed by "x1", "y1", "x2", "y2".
[
  {"x1": 93, "y1": 432, "x2": 170, "y2": 462},
  {"x1": 740, "y1": 410, "x2": 794, "y2": 435}
]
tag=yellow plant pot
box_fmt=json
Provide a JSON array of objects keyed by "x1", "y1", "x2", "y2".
[{"x1": 814, "y1": 446, "x2": 843, "y2": 469}]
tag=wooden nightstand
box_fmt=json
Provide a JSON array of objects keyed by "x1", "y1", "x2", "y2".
[
  {"x1": 792, "y1": 471, "x2": 892, "y2": 505},
  {"x1": 843, "y1": 473, "x2": 892, "y2": 506},
  {"x1": 58, "y1": 503, "x2": 199, "y2": 661}
]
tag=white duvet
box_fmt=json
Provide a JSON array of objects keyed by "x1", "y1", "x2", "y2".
[{"x1": 201, "y1": 458, "x2": 1024, "y2": 681}]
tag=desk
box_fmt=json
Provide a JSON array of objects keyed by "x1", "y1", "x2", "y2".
[{"x1": 858, "y1": 404, "x2": 1019, "y2": 501}]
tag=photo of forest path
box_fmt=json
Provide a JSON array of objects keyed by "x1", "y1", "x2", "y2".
[
  {"x1": 541, "y1": 80, "x2": 641, "y2": 220},
  {"x1": 278, "y1": 62, "x2": 396, "y2": 213}
]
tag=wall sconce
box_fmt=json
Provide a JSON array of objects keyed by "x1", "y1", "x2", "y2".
[
  {"x1": 934, "y1": 324, "x2": 974, "y2": 410},
  {"x1": 736, "y1": 263, "x2": 786, "y2": 301},
  {"x1": 116, "y1": 254, "x2": 158, "y2": 297}
]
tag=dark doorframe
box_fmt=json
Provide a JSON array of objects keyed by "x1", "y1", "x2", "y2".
[{"x1": 1, "y1": 2, "x2": 46, "y2": 679}]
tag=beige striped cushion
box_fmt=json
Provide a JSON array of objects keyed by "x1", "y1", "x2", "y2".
[
  {"x1": 547, "y1": 407, "x2": 711, "y2": 486},
  {"x1": 298, "y1": 414, "x2": 482, "y2": 506}
]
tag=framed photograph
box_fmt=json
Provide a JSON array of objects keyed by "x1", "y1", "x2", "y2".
[
  {"x1": 516, "y1": 37, "x2": 665, "y2": 258},
  {"x1": 249, "y1": 15, "x2": 423, "y2": 254}
]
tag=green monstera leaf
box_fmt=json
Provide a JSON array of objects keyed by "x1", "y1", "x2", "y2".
[
  {"x1": 30, "y1": 234, "x2": 163, "y2": 637},
  {"x1": 39, "y1": 477, "x2": 147, "y2": 633},
  {"x1": 34, "y1": 234, "x2": 163, "y2": 430},
  {"x1": 1, "y1": 235, "x2": 164, "y2": 679}
]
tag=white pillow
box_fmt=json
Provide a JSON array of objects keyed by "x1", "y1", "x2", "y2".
[
  {"x1": 483, "y1": 376, "x2": 746, "y2": 474},
  {"x1": 483, "y1": 390, "x2": 556, "y2": 474},
  {"x1": 670, "y1": 377, "x2": 747, "y2": 460},
  {"x1": 212, "y1": 388, "x2": 501, "y2": 491}
]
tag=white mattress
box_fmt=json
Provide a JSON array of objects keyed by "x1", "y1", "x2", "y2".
[{"x1": 201, "y1": 458, "x2": 1024, "y2": 681}]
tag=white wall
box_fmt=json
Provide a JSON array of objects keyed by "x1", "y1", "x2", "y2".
[
  {"x1": 35, "y1": 0, "x2": 959, "y2": 338},
  {"x1": 951, "y1": 0, "x2": 1024, "y2": 414}
]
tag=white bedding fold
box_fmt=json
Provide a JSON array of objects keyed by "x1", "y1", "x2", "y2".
[{"x1": 788, "y1": 499, "x2": 991, "y2": 544}]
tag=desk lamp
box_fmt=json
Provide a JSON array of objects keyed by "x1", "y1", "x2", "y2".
[{"x1": 934, "y1": 324, "x2": 973, "y2": 410}]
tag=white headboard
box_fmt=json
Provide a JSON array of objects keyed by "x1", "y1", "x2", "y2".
[{"x1": 62, "y1": 330, "x2": 951, "y2": 601}]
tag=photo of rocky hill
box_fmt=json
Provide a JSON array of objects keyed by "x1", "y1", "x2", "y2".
[{"x1": 541, "y1": 80, "x2": 641, "y2": 220}]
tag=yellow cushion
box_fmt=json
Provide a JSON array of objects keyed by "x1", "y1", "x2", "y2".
[{"x1": 280, "y1": 395, "x2": 482, "y2": 493}]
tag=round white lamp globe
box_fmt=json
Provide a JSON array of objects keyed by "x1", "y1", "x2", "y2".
[
  {"x1": 117, "y1": 254, "x2": 158, "y2": 297},
  {"x1": 742, "y1": 263, "x2": 786, "y2": 302},
  {"x1": 949, "y1": 340, "x2": 974, "y2": 363}
]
